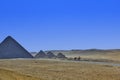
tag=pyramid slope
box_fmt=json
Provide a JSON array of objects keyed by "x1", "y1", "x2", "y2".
[
  {"x1": 35, "y1": 50, "x2": 46, "y2": 58},
  {"x1": 46, "y1": 51, "x2": 56, "y2": 58},
  {"x1": 57, "y1": 53, "x2": 66, "y2": 58},
  {"x1": 0, "y1": 36, "x2": 33, "y2": 59}
]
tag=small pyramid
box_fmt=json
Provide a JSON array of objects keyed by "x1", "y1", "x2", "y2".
[
  {"x1": 35, "y1": 50, "x2": 46, "y2": 58},
  {"x1": 0, "y1": 36, "x2": 33, "y2": 59},
  {"x1": 57, "y1": 53, "x2": 66, "y2": 58},
  {"x1": 46, "y1": 51, "x2": 56, "y2": 58}
]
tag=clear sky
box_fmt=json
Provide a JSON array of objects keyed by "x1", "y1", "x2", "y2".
[{"x1": 0, "y1": 0, "x2": 120, "y2": 52}]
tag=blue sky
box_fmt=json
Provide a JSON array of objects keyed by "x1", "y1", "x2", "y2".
[{"x1": 0, "y1": 0, "x2": 120, "y2": 51}]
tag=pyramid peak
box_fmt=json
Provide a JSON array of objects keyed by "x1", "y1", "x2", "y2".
[
  {"x1": 39, "y1": 50, "x2": 44, "y2": 52},
  {"x1": 6, "y1": 36, "x2": 13, "y2": 39},
  {"x1": 3, "y1": 36, "x2": 16, "y2": 43}
]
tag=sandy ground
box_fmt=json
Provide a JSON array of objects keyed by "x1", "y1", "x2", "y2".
[
  {"x1": 0, "y1": 68, "x2": 42, "y2": 80},
  {"x1": 0, "y1": 59, "x2": 120, "y2": 80}
]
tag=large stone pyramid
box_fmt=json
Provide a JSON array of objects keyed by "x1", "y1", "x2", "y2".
[{"x1": 0, "y1": 36, "x2": 33, "y2": 59}]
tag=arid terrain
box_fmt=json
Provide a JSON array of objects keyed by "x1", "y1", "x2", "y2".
[
  {"x1": 48, "y1": 49, "x2": 120, "y2": 62},
  {"x1": 0, "y1": 59, "x2": 120, "y2": 80},
  {"x1": 0, "y1": 68, "x2": 41, "y2": 80}
]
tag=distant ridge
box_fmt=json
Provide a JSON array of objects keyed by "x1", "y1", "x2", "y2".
[{"x1": 0, "y1": 36, "x2": 33, "y2": 59}]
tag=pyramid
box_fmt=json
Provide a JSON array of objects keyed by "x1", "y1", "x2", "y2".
[
  {"x1": 35, "y1": 50, "x2": 46, "y2": 58},
  {"x1": 46, "y1": 51, "x2": 56, "y2": 58},
  {"x1": 57, "y1": 53, "x2": 66, "y2": 58},
  {"x1": 0, "y1": 36, "x2": 33, "y2": 59}
]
